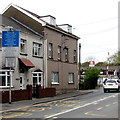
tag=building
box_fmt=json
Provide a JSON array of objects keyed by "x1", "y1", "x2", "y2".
[
  {"x1": 0, "y1": 14, "x2": 44, "y2": 95},
  {"x1": 0, "y1": 4, "x2": 80, "y2": 95}
]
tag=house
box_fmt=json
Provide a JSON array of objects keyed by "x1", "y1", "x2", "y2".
[
  {"x1": 0, "y1": 14, "x2": 44, "y2": 95},
  {"x1": 0, "y1": 3, "x2": 80, "y2": 96}
]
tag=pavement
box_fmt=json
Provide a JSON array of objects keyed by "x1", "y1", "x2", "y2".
[{"x1": 1, "y1": 89, "x2": 96, "y2": 110}]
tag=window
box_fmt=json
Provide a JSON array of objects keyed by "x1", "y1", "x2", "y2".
[
  {"x1": 68, "y1": 73, "x2": 74, "y2": 84},
  {"x1": 20, "y1": 39, "x2": 27, "y2": 53},
  {"x1": 33, "y1": 43, "x2": 42, "y2": 57},
  {"x1": 32, "y1": 72, "x2": 43, "y2": 86},
  {"x1": 51, "y1": 72, "x2": 59, "y2": 84},
  {"x1": 64, "y1": 48, "x2": 69, "y2": 62},
  {"x1": 58, "y1": 46, "x2": 61, "y2": 60},
  {"x1": 73, "y1": 50, "x2": 77, "y2": 63},
  {"x1": 48, "y1": 43, "x2": 53, "y2": 58},
  {"x1": 0, "y1": 71, "x2": 13, "y2": 87},
  {"x1": 0, "y1": 34, "x2": 2, "y2": 49}
]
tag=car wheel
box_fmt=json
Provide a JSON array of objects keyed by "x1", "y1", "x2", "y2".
[
  {"x1": 104, "y1": 89, "x2": 107, "y2": 93},
  {"x1": 117, "y1": 87, "x2": 120, "y2": 92}
]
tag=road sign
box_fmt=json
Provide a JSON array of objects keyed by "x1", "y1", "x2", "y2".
[
  {"x1": 2, "y1": 47, "x2": 19, "y2": 57},
  {"x1": 5, "y1": 57, "x2": 16, "y2": 68},
  {"x1": 2, "y1": 31, "x2": 19, "y2": 47},
  {"x1": 2, "y1": 31, "x2": 19, "y2": 58}
]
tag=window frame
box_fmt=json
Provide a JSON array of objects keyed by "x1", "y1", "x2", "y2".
[
  {"x1": 33, "y1": 42, "x2": 43, "y2": 57},
  {"x1": 48, "y1": 43, "x2": 53, "y2": 59},
  {"x1": 68, "y1": 73, "x2": 74, "y2": 84},
  {"x1": 32, "y1": 72, "x2": 43, "y2": 86},
  {"x1": 58, "y1": 46, "x2": 61, "y2": 60},
  {"x1": 0, "y1": 70, "x2": 13, "y2": 88},
  {"x1": 73, "y1": 50, "x2": 77, "y2": 63},
  {"x1": 20, "y1": 39, "x2": 27, "y2": 54},
  {"x1": 64, "y1": 47, "x2": 69, "y2": 62},
  {"x1": 0, "y1": 33, "x2": 2, "y2": 50},
  {"x1": 51, "y1": 72, "x2": 59, "y2": 84}
]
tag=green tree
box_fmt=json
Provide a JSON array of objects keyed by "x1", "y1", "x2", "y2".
[
  {"x1": 108, "y1": 51, "x2": 120, "y2": 66},
  {"x1": 95, "y1": 62, "x2": 107, "y2": 66},
  {"x1": 81, "y1": 62, "x2": 89, "y2": 67},
  {"x1": 84, "y1": 68, "x2": 100, "y2": 89}
]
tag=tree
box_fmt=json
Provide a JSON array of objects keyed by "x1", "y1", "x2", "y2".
[
  {"x1": 84, "y1": 68, "x2": 100, "y2": 89},
  {"x1": 81, "y1": 62, "x2": 89, "y2": 67},
  {"x1": 107, "y1": 51, "x2": 120, "y2": 66},
  {"x1": 95, "y1": 62, "x2": 107, "y2": 66}
]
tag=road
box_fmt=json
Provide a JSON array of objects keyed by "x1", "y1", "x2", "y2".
[{"x1": 1, "y1": 88, "x2": 119, "y2": 119}]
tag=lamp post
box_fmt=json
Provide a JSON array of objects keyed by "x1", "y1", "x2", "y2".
[{"x1": 79, "y1": 43, "x2": 81, "y2": 89}]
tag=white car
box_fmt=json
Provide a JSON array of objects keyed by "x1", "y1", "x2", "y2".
[{"x1": 103, "y1": 78, "x2": 120, "y2": 93}]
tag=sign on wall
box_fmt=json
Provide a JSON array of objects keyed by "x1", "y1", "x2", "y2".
[
  {"x1": 2, "y1": 31, "x2": 19, "y2": 47},
  {"x1": 2, "y1": 31, "x2": 19, "y2": 58},
  {"x1": 2, "y1": 31, "x2": 20, "y2": 67}
]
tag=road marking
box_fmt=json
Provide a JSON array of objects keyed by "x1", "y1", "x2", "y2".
[
  {"x1": 105, "y1": 104, "x2": 111, "y2": 107},
  {"x1": 45, "y1": 94, "x2": 118, "y2": 119},
  {"x1": 97, "y1": 107, "x2": 103, "y2": 111},
  {"x1": 85, "y1": 111, "x2": 106, "y2": 117},
  {"x1": 113, "y1": 102, "x2": 117, "y2": 104}
]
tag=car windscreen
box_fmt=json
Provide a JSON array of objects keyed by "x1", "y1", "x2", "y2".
[{"x1": 106, "y1": 80, "x2": 116, "y2": 83}]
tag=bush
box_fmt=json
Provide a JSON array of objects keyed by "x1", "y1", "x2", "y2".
[{"x1": 84, "y1": 68, "x2": 100, "y2": 89}]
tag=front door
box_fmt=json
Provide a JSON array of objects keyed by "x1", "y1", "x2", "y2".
[
  {"x1": 32, "y1": 72, "x2": 43, "y2": 97},
  {"x1": 20, "y1": 73, "x2": 25, "y2": 89}
]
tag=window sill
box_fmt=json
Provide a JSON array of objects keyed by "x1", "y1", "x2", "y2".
[
  {"x1": 32, "y1": 55, "x2": 43, "y2": 58},
  {"x1": 0, "y1": 86, "x2": 14, "y2": 89},
  {"x1": 68, "y1": 82, "x2": 74, "y2": 84},
  {"x1": 20, "y1": 53, "x2": 28, "y2": 56},
  {"x1": 51, "y1": 82, "x2": 59, "y2": 85}
]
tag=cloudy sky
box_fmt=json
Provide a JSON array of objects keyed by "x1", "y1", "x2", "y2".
[{"x1": 0, "y1": 0, "x2": 119, "y2": 63}]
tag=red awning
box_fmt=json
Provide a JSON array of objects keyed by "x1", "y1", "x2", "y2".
[{"x1": 19, "y1": 58, "x2": 35, "y2": 68}]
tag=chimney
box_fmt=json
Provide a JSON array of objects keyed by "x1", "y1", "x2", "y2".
[
  {"x1": 58, "y1": 24, "x2": 72, "y2": 33},
  {"x1": 40, "y1": 15, "x2": 56, "y2": 26}
]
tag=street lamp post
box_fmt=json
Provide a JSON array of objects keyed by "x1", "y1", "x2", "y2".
[{"x1": 79, "y1": 43, "x2": 81, "y2": 89}]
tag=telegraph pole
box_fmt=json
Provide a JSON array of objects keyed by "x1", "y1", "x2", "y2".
[{"x1": 79, "y1": 43, "x2": 81, "y2": 89}]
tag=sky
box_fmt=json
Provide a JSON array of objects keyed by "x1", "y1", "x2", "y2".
[{"x1": 0, "y1": 0, "x2": 119, "y2": 63}]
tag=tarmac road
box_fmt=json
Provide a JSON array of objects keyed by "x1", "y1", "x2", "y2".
[{"x1": 1, "y1": 88, "x2": 119, "y2": 120}]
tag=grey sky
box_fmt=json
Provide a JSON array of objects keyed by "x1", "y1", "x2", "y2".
[{"x1": 0, "y1": 0, "x2": 118, "y2": 63}]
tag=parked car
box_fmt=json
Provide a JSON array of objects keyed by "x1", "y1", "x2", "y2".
[{"x1": 103, "y1": 77, "x2": 120, "y2": 93}]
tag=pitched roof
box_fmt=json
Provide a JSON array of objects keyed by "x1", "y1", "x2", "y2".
[{"x1": 2, "y1": 3, "x2": 80, "y2": 40}]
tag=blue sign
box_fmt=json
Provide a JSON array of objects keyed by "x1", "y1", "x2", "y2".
[{"x1": 2, "y1": 31, "x2": 19, "y2": 47}]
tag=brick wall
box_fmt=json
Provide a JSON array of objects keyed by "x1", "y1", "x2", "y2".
[{"x1": 0, "y1": 85, "x2": 32, "y2": 103}]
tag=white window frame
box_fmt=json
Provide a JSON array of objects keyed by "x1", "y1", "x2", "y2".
[
  {"x1": 33, "y1": 42, "x2": 43, "y2": 57},
  {"x1": 20, "y1": 39, "x2": 27, "y2": 54},
  {"x1": 68, "y1": 73, "x2": 74, "y2": 84},
  {"x1": 0, "y1": 70, "x2": 13, "y2": 88},
  {"x1": 51, "y1": 72, "x2": 59, "y2": 84},
  {"x1": 32, "y1": 72, "x2": 43, "y2": 86}
]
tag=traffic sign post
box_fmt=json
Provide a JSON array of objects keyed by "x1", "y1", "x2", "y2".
[{"x1": 2, "y1": 30, "x2": 19, "y2": 104}]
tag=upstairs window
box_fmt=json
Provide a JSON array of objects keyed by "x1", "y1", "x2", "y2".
[
  {"x1": 73, "y1": 50, "x2": 77, "y2": 63},
  {"x1": 48, "y1": 43, "x2": 53, "y2": 59},
  {"x1": 20, "y1": 39, "x2": 27, "y2": 53},
  {"x1": 58, "y1": 46, "x2": 61, "y2": 60},
  {"x1": 0, "y1": 38, "x2": 1, "y2": 49},
  {"x1": 33, "y1": 42, "x2": 42, "y2": 57},
  {"x1": 64, "y1": 48, "x2": 69, "y2": 62},
  {"x1": 0, "y1": 34, "x2": 2, "y2": 49}
]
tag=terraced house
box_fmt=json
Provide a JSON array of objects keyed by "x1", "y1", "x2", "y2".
[{"x1": 0, "y1": 4, "x2": 80, "y2": 96}]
